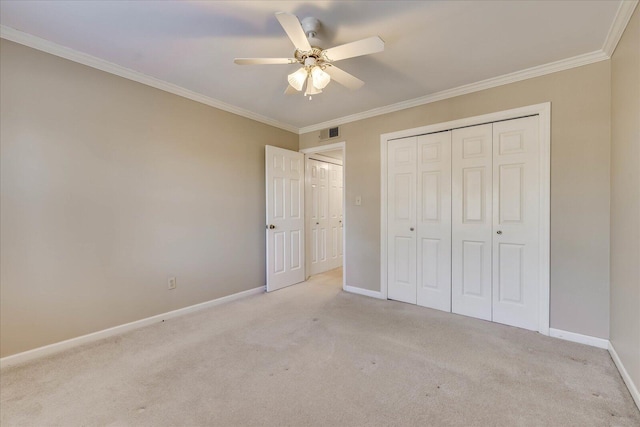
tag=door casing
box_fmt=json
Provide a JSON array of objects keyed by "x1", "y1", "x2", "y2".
[{"x1": 380, "y1": 103, "x2": 551, "y2": 335}]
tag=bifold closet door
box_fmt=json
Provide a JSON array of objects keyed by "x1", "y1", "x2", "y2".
[
  {"x1": 308, "y1": 159, "x2": 330, "y2": 275},
  {"x1": 328, "y1": 164, "x2": 343, "y2": 270},
  {"x1": 451, "y1": 124, "x2": 493, "y2": 321},
  {"x1": 416, "y1": 132, "x2": 452, "y2": 311},
  {"x1": 492, "y1": 116, "x2": 540, "y2": 330},
  {"x1": 387, "y1": 137, "x2": 417, "y2": 304}
]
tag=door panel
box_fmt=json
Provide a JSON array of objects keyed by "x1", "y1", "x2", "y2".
[
  {"x1": 307, "y1": 159, "x2": 331, "y2": 275},
  {"x1": 328, "y1": 163, "x2": 344, "y2": 270},
  {"x1": 452, "y1": 124, "x2": 493, "y2": 320},
  {"x1": 416, "y1": 132, "x2": 451, "y2": 311},
  {"x1": 266, "y1": 146, "x2": 305, "y2": 291},
  {"x1": 492, "y1": 116, "x2": 539, "y2": 330},
  {"x1": 306, "y1": 159, "x2": 343, "y2": 276},
  {"x1": 388, "y1": 137, "x2": 417, "y2": 304}
]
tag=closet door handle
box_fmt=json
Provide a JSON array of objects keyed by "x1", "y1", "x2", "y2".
[
  {"x1": 410, "y1": 227, "x2": 415, "y2": 231},
  {"x1": 496, "y1": 230, "x2": 502, "y2": 235}
]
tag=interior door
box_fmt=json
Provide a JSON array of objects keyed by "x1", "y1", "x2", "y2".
[
  {"x1": 266, "y1": 145, "x2": 305, "y2": 291},
  {"x1": 416, "y1": 132, "x2": 452, "y2": 311},
  {"x1": 328, "y1": 163, "x2": 344, "y2": 270},
  {"x1": 307, "y1": 159, "x2": 330, "y2": 275},
  {"x1": 451, "y1": 124, "x2": 493, "y2": 320},
  {"x1": 387, "y1": 137, "x2": 417, "y2": 304},
  {"x1": 492, "y1": 116, "x2": 540, "y2": 330}
]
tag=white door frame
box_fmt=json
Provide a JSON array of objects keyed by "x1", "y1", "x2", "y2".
[
  {"x1": 380, "y1": 103, "x2": 551, "y2": 335},
  {"x1": 300, "y1": 141, "x2": 347, "y2": 290}
]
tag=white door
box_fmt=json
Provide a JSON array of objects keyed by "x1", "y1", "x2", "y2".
[
  {"x1": 451, "y1": 124, "x2": 493, "y2": 320},
  {"x1": 492, "y1": 116, "x2": 540, "y2": 330},
  {"x1": 416, "y1": 132, "x2": 452, "y2": 311},
  {"x1": 387, "y1": 137, "x2": 417, "y2": 304},
  {"x1": 307, "y1": 159, "x2": 331, "y2": 275},
  {"x1": 328, "y1": 163, "x2": 344, "y2": 270},
  {"x1": 266, "y1": 145, "x2": 305, "y2": 291}
]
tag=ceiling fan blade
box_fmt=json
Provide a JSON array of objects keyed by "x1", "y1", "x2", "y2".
[
  {"x1": 275, "y1": 12, "x2": 312, "y2": 51},
  {"x1": 324, "y1": 65, "x2": 364, "y2": 90},
  {"x1": 284, "y1": 84, "x2": 299, "y2": 95},
  {"x1": 234, "y1": 58, "x2": 296, "y2": 65},
  {"x1": 323, "y1": 36, "x2": 385, "y2": 62}
]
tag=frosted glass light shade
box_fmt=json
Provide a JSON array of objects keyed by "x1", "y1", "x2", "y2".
[
  {"x1": 311, "y1": 66, "x2": 331, "y2": 89},
  {"x1": 287, "y1": 68, "x2": 307, "y2": 91},
  {"x1": 304, "y1": 75, "x2": 322, "y2": 96}
]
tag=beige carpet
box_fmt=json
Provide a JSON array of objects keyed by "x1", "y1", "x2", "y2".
[{"x1": 1, "y1": 268, "x2": 639, "y2": 426}]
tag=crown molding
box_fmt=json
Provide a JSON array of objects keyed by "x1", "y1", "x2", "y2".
[
  {"x1": 0, "y1": 25, "x2": 299, "y2": 134},
  {"x1": 3, "y1": 0, "x2": 636, "y2": 138},
  {"x1": 602, "y1": 0, "x2": 639, "y2": 57},
  {"x1": 298, "y1": 49, "x2": 608, "y2": 134}
]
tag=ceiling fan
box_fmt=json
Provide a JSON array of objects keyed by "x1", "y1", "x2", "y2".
[{"x1": 234, "y1": 12, "x2": 384, "y2": 99}]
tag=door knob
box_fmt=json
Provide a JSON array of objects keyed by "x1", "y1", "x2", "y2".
[
  {"x1": 410, "y1": 227, "x2": 415, "y2": 231},
  {"x1": 496, "y1": 230, "x2": 502, "y2": 235},
  {"x1": 316, "y1": 222, "x2": 319, "y2": 225},
  {"x1": 268, "y1": 224, "x2": 276, "y2": 229}
]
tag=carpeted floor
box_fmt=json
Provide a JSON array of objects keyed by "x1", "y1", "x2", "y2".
[{"x1": 1, "y1": 268, "x2": 639, "y2": 426}]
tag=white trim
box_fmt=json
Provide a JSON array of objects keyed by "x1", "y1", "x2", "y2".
[
  {"x1": 4, "y1": 0, "x2": 636, "y2": 139},
  {"x1": 307, "y1": 153, "x2": 343, "y2": 166},
  {"x1": 0, "y1": 25, "x2": 298, "y2": 134},
  {"x1": 549, "y1": 328, "x2": 609, "y2": 349},
  {"x1": 380, "y1": 103, "x2": 551, "y2": 335},
  {"x1": 299, "y1": 141, "x2": 346, "y2": 154},
  {"x1": 602, "y1": 0, "x2": 639, "y2": 57},
  {"x1": 300, "y1": 141, "x2": 347, "y2": 290},
  {"x1": 609, "y1": 341, "x2": 640, "y2": 410},
  {"x1": 298, "y1": 51, "x2": 606, "y2": 134},
  {"x1": 344, "y1": 285, "x2": 384, "y2": 300},
  {"x1": 0, "y1": 286, "x2": 265, "y2": 369}
]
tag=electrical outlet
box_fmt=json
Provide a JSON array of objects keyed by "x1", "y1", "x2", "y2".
[{"x1": 168, "y1": 277, "x2": 177, "y2": 290}]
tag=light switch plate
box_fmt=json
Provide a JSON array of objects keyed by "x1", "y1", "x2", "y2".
[{"x1": 355, "y1": 196, "x2": 362, "y2": 206}]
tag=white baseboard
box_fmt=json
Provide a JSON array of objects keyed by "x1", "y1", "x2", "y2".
[
  {"x1": 0, "y1": 286, "x2": 265, "y2": 369},
  {"x1": 549, "y1": 328, "x2": 609, "y2": 349},
  {"x1": 344, "y1": 285, "x2": 384, "y2": 300},
  {"x1": 609, "y1": 341, "x2": 640, "y2": 410}
]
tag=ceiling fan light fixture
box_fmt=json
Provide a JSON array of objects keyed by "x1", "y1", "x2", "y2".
[
  {"x1": 287, "y1": 67, "x2": 307, "y2": 91},
  {"x1": 304, "y1": 74, "x2": 322, "y2": 96},
  {"x1": 311, "y1": 66, "x2": 331, "y2": 89}
]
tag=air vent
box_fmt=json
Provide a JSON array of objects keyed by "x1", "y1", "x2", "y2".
[{"x1": 319, "y1": 126, "x2": 340, "y2": 140}]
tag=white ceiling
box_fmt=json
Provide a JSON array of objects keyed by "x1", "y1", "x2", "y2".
[{"x1": 0, "y1": 1, "x2": 624, "y2": 131}]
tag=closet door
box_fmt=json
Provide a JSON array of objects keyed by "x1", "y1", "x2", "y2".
[
  {"x1": 416, "y1": 132, "x2": 452, "y2": 311},
  {"x1": 387, "y1": 137, "x2": 417, "y2": 304},
  {"x1": 308, "y1": 159, "x2": 330, "y2": 275},
  {"x1": 492, "y1": 116, "x2": 540, "y2": 330},
  {"x1": 328, "y1": 164, "x2": 344, "y2": 269},
  {"x1": 451, "y1": 124, "x2": 493, "y2": 320}
]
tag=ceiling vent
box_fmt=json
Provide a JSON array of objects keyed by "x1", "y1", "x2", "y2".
[{"x1": 319, "y1": 126, "x2": 340, "y2": 140}]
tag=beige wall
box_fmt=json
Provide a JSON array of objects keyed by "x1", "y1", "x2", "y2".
[
  {"x1": 610, "y1": 6, "x2": 640, "y2": 398},
  {"x1": 0, "y1": 40, "x2": 298, "y2": 357},
  {"x1": 301, "y1": 61, "x2": 611, "y2": 339}
]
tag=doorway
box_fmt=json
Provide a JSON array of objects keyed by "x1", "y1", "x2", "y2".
[{"x1": 300, "y1": 142, "x2": 346, "y2": 289}]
